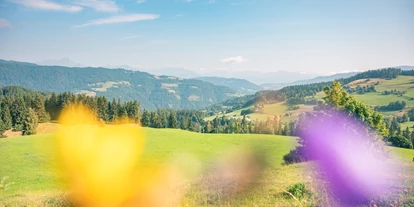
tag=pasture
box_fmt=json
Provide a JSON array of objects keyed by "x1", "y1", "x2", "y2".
[
  {"x1": 1, "y1": 128, "x2": 414, "y2": 206},
  {"x1": 206, "y1": 102, "x2": 312, "y2": 122}
]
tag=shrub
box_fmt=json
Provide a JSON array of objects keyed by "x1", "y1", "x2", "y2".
[
  {"x1": 388, "y1": 136, "x2": 413, "y2": 149},
  {"x1": 285, "y1": 183, "x2": 312, "y2": 200},
  {"x1": 283, "y1": 148, "x2": 306, "y2": 165}
]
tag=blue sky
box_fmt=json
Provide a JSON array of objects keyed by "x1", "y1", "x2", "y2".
[{"x1": 0, "y1": 0, "x2": 413, "y2": 74}]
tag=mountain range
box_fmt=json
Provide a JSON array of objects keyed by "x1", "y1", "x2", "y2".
[
  {"x1": 193, "y1": 77, "x2": 263, "y2": 95},
  {"x1": 0, "y1": 59, "x2": 240, "y2": 110}
]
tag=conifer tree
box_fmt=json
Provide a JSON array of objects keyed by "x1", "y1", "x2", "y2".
[
  {"x1": 22, "y1": 108, "x2": 38, "y2": 136},
  {"x1": 169, "y1": 112, "x2": 177, "y2": 128}
]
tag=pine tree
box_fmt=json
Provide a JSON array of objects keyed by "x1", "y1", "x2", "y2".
[
  {"x1": 187, "y1": 117, "x2": 193, "y2": 131},
  {"x1": 141, "y1": 109, "x2": 151, "y2": 127},
  {"x1": 97, "y1": 96, "x2": 108, "y2": 122},
  {"x1": 161, "y1": 112, "x2": 168, "y2": 128},
  {"x1": 403, "y1": 127, "x2": 410, "y2": 139},
  {"x1": 169, "y1": 112, "x2": 177, "y2": 128},
  {"x1": 150, "y1": 112, "x2": 162, "y2": 128},
  {"x1": 248, "y1": 121, "x2": 253, "y2": 134},
  {"x1": 213, "y1": 116, "x2": 219, "y2": 133},
  {"x1": 0, "y1": 101, "x2": 12, "y2": 131},
  {"x1": 10, "y1": 97, "x2": 27, "y2": 131},
  {"x1": 22, "y1": 108, "x2": 38, "y2": 136},
  {"x1": 109, "y1": 98, "x2": 118, "y2": 122},
  {"x1": 241, "y1": 115, "x2": 247, "y2": 133},
  {"x1": 204, "y1": 120, "x2": 212, "y2": 133},
  {"x1": 181, "y1": 117, "x2": 187, "y2": 130},
  {"x1": 45, "y1": 92, "x2": 59, "y2": 120},
  {"x1": 32, "y1": 94, "x2": 50, "y2": 123}
]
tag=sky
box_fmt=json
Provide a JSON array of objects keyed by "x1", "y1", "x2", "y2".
[{"x1": 0, "y1": 0, "x2": 413, "y2": 75}]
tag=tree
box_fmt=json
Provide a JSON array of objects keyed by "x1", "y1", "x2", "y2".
[
  {"x1": 150, "y1": 112, "x2": 162, "y2": 128},
  {"x1": 204, "y1": 120, "x2": 212, "y2": 133},
  {"x1": 97, "y1": 96, "x2": 108, "y2": 122},
  {"x1": 241, "y1": 115, "x2": 248, "y2": 133},
  {"x1": 187, "y1": 117, "x2": 194, "y2": 131},
  {"x1": 180, "y1": 117, "x2": 188, "y2": 130},
  {"x1": 323, "y1": 81, "x2": 388, "y2": 136},
  {"x1": 45, "y1": 92, "x2": 59, "y2": 120},
  {"x1": 161, "y1": 111, "x2": 168, "y2": 128},
  {"x1": 168, "y1": 112, "x2": 177, "y2": 128},
  {"x1": 0, "y1": 101, "x2": 12, "y2": 132},
  {"x1": 22, "y1": 108, "x2": 38, "y2": 136},
  {"x1": 10, "y1": 97, "x2": 27, "y2": 131},
  {"x1": 32, "y1": 94, "x2": 50, "y2": 123},
  {"x1": 141, "y1": 109, "x2": 151, "y2": 127}
]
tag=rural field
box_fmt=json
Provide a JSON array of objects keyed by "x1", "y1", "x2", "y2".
[
  {"x1": 1, "y1": 128, "x2": 414, "y2": 206},
  {"x1": 210, "y1": 76, "x2": 414, "y2": 123}
]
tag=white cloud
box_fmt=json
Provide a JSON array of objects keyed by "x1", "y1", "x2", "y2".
[
  {"x1": 122, "y1": 34, "x2": 141, "y2": 39},
  {"x1": 137, "y1": 0, "x2": 146, "y2": 4},
  {"x1": 0, "y1": 18, "x2": 12, "y2": 29},
  {"x1": 74, "y1": 0, "x2": 120, "y2": 13},
  {"x1": 8, "y1": 0, "x2": 83, "y2": 12},
  {"x1": 74, "y1": 13, "x2": 160, "y2": 28},
  {"x1": 74, "y1": 14, "x2": 160, "y2": 28},
  {"x1": 220, "y1": 56, "x2": 247, "y2": 64}
]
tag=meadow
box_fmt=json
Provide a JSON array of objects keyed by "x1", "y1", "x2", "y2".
[
  {"x1": 1, "y1": 128, "x2": 414, "y2": 206},
  {"x1": 206, "y1": 102, "x2": 313, "y2": 122}
]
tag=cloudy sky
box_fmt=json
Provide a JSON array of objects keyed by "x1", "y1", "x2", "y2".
[{"x1": 0, "y1": 0, "x2": 413, "y2": 74}]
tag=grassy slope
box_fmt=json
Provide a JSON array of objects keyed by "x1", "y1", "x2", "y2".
[
  {"x1": 206, "y1": 102, "x2": 313, "y2": 122},
  {"x1": 0, "y1": 129, "x2": 296, "y2": 196},
  {"x1": 1, "y1": 129, "x2": 413, "y2": 206}
]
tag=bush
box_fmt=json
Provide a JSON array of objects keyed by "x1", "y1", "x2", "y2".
[
  {"x1": 283, "y1": 148, "x2": 306, "y2": 165},
  {"x1": 388, "y1": 136, "x2": 413, "y2": 149},
  {"x1": 240, "y1": 108, "x2": 254, "y2": 116},
  {"x1": 284, "y1": 183, "x2": 312, "y2": 200}
]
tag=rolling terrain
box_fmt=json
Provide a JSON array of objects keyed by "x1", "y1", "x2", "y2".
[
  {"x1": 1, "y1": 129, "x2": 413, "y2": 206},
  {"x1": 0, "y1": 59, "x2": 240, "y2": 110},
  {"x1": 193, "y1": 76, "x2": 263, "y2": 95},
  {"x1": 208, "y1": 74, "x2": 414, "y2": 123}
]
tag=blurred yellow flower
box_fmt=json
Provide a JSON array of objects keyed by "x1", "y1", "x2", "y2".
[{"x1": 56, "y1": 105, "x2": 181, "y2": 206}]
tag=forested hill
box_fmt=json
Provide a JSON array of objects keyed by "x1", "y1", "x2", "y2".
[
  {"x1": 208, "y1": 67, "x2": 414, "y2": 113},
  {"x1": 193, "y1": 76, "x2": 263, "y2": 95},
  {"x1": 0, "y1": 59, "x2": 239, "y2": 110}
]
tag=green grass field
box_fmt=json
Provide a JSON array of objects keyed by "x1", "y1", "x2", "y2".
[
  {"x1": 0, "y1": 129, "x2": 300, "y2": 206},
  {"x1": 206, "y1": 102, "x2": 313, "y2": 122},
  {"x1": 1, "y1": 128, "x2": 414, "y2": 206}
]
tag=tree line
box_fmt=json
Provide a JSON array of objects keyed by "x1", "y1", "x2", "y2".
[{"x1": 1, "y1": 86, "x2": 296, "y2": 137}]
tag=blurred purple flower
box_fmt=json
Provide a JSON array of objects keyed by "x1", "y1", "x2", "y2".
[{"x1": 298, "y1": 110, "x2": 392, "y2": 205}]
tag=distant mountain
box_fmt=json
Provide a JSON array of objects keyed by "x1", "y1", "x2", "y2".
[
  {"x1": 204, "y1": 70, "x2": 320, "y2": 85},
  {"x1": 395, "y1": 65, "x2": 414, "y2": 71},
  {"x1": 261, "y1": 72, "x2": 358, "y2": 90},
  {"x1": 0, "y1": 59, "x2": 240, "y2": 110},
  {"x1": 193, "y1": 77, "x2": 262, "y2": 95},
  {"x1": 37, "y1": 57, "x2": 83, "y2": 67},
  {"x1": 143, "y1": 68, "x2": 201, "y2": 79}
]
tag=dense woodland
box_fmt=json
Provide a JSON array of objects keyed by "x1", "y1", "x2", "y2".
[
  {"x1": 0, "y1": 86, "x2": 295, "y2": 137},
  {"x1": 375, "y1": 101, "x2": 406, "y2": 111}
]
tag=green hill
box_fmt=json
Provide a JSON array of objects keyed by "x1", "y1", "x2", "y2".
[
  {"x1": 1, "y1": 129, "x2": 413, "y2": 206},
  {"x1": 193, "y1": 76, "x2": 263, "y2": 95},
  {"x1": 208, "y1": 68, "x2": 414, "y2": 122},
  {"x1": 0, "y1": 59, "x2": 239, "y2": 110}
]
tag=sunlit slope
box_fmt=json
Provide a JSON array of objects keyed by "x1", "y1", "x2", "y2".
[
  {"x1": 0, "y1": 128, "x2": 297, "y2": 197},
  {"x1": 0, "y1": 128, "x2": 413, "y2": 206},
  {"x1": 206, "y1": 101, "x2": 314, "y2": 122}
]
